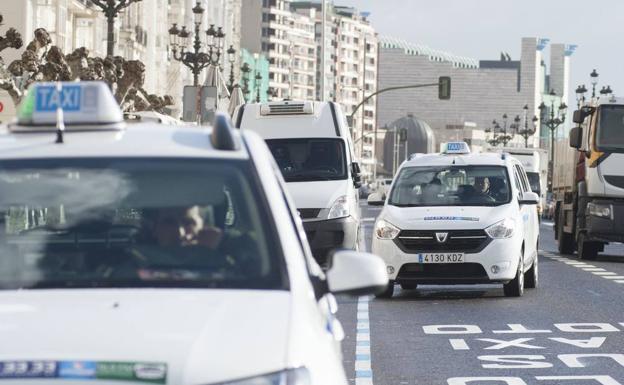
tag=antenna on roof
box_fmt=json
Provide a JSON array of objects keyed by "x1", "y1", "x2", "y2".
[{"x1": 55, "y1": 83, "x2": 65, "y2": 144}]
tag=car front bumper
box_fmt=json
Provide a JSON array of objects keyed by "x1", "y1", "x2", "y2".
[
  {"x1": 587, "y1": 200, "x2": 624, "y2": 243},
  {"x1": 371, "y1": 233, "x2": 523, "y2": 284},
  {"x1": 303, "y1": 216, "x2": 359, "y2": 264}
]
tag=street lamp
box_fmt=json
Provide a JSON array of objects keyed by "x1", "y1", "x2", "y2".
[
  {"x1": 575, "y1": 84, "x2": 588, "y2": 108},
  {"x1": 539, "y1": 90, "x2": 567, "y2": 193},
  {"x1": 240, "y1": 62, "x2": 251, "y2": 99},
  {"x1": 517, "y1": 104, "x2": 538, "y2": 148},
  {"x1": 497, "y1": 113, "x2": 515, "y2": 146},
  {"x1": 590, "y1": 69, "x2": 599, "y2": 99},
  {"x1": 91, "y1": 0, "x2": 143, "y2": 56},
  {"x1": 168, "y1": 2, "x2": 227, "y2": 86},
  {"x1": 226, "y1": 45, "x2": 237, "y2": 92},
  {"x1": 486, "y1": 120, "x2": 502, "y2": 147},
  {"x1": 255, "y1": 72, "x2": 263, "y2": 103}
]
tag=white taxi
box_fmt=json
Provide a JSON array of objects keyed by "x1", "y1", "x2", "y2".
[
  {"x1": 369, "y1": 142, "x2": 539, "y2": 298},
  {"x1": 0, "y1": 81, "x2": 387, "y2": 384}
]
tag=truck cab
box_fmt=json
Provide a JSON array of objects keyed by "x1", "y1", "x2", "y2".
[{"x1": 556, "y1": 96, "x2": 624, "y2": 259}]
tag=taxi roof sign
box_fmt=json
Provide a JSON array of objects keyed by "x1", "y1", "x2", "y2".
[
  {"x1": 13, "y1": 81, "x2": 123, "y2": 129},
  {"x1": 443, "y1": 141, "x2": 471, "y2": 154}
]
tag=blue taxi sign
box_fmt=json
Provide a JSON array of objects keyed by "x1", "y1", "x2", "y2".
[
  {"x1": 443, "y1": 141, "x2": 470, "y2": 154},
  {"x1": 15, "y1": 81, "x2": 123, "y2": 128}
]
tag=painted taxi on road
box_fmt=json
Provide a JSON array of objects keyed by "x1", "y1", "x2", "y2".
[
  {"x1": 369, "y1": 142, "x2": 539, "y2": 298},
  {"x1": 0, "y1": 81, "x2": 387, "y2": 384}
]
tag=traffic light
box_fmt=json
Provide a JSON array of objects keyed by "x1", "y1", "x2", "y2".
[{"x1": 439, "y1": 76, "x2": 451, "y2": 100}]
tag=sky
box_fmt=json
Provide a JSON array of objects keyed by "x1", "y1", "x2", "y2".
[{"x1": 337, "y1": 0, "x2": 624, "y2": 106}]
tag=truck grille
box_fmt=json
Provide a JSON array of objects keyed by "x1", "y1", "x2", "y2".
[{"x1": 395, "y1": 229, "x2": 490, "y2": 253}]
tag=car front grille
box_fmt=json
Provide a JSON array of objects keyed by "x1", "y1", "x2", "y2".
[
  {"x1": 395, "y1": 229, "x2": 490, "y2": 253},
  {"x1": 396, "y1": 263, "x2": 490, "y2": 282}
]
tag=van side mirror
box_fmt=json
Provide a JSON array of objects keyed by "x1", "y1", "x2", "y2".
[
  {"x1": 351, "y1": 162, "x2": 362, "y2": 188},
  {"x1": 569, "y1": 126, "x2": 583, "y2": 149}
]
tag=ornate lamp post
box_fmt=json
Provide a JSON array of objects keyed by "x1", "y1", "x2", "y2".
[
  {"x1": 539, "y1": 89, "x2": 568, "y2": 192},
  {"x1": 226, "y1": 45, "x2": 236, "y2": 92},
  {"x1": 497, "y1": 113, "x2": 515, "y2": 146},
  {"x1": 254, "y1": 72, "x2": 262, "y2": 103},
  {"x1": 168, "y1": 2, "x2": 227, "y2": 86},
  {"x1": 240, "y1": 62, "x2": 251, "y2": 99},
  {"x1": 91, "y1": 0, "x2": 143, "y2": 56},
  {"x1": 485, "y1": 120, "x2": 501, "y2": 147},
  {"x1": 575, "y1": 84, "x2": 588, "y2": 108},
  {"x1": 590, "y1": 69, "x2": 599, "y2": 99},
  {"x1": 517, "y1": 104, "x2": 539, "y2": 148}
]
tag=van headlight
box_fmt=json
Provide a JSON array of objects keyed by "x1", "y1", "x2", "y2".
[
  {"x1": 328, "y1": 195, "x2": 350, "y2": 219},
  {"x1": 588, "y1": 202, "x2": 613, "y2": 220},
  {"x1": 375, "y1": 219, "x2": 400, "y2": 239},
  {"x1": 216, "y1": 368, "x2": 310, "y2": 385},
  {"x1": 485, "y1": 218, "x2": 516, "y2": 239}
]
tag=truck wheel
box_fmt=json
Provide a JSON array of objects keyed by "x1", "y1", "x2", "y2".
[
  {"x1": 524, "y1": 254, "x2": 538, "y2": 289},
  {"x1": 557, "y1": 209, "x2": 575, "y2": 254},
  {"x1": 577, "y1": 232, "x2": 599, "y2": 260},
  {"x1": 504, "y1": 254, "x2": 524, "y2": 297},
  {"x1": 400, "y1": 283, "x2": 417, "y2": 290},
  {"x1": 375, "y1": 281, "x2": 395, "y2": 299}
]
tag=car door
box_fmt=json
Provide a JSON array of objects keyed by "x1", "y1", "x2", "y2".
[
  {"x1": 513, "y1": 164, "x2": 533, "y2": 270},
  {"x1": 269, "y1": 158, "x2": 346, "y2": 352}
]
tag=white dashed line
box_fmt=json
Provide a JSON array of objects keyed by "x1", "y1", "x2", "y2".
[
  {"x1": 541, "y1": 251, "x2": 624, "y2": 286},
  {"x1": 355, "y1": 296, "x2": 373, "y2": 385}
]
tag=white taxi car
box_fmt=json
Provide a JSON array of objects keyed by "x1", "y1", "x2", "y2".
[
  {"x1": 0, "y1": 82, "x2": 387, "y2": 384},
  {"x1": 370, "y1": 142, "x2": 539, "y2": 298}
]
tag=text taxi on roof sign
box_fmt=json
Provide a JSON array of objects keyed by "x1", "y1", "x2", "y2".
[
  {"x1": 0, "y1": 81, "x2": 389, "y2": 385},
  {"x1": 368, "y1": 141, "x2": 540, "y2": 298}
]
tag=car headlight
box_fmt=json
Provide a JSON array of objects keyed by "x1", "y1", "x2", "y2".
[
  {"x1": 588, "y1": 202, "x2": 613, "y2": 220},
  {"x1": 485, "y1": 218, "x2": 515, "y2": 239},
  {"x1": 216, "y1": 368, "x2": 310, "y2": 385},
  {"x1": 375, "y1": 219, "x2": 400, "y2": 239},
  {"x1": 328, "y1": 195, "x2": 350, "y2": 219}
]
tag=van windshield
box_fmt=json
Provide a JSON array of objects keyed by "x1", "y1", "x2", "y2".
[
  {"x1": 266, "y1": 138, "x2": 348, "y2": 182},
  {"x1": 389, "y1": 166, "x2": 512, "y2": 207}
]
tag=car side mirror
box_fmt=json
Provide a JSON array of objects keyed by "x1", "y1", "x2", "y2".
[
  {"x1": 325, "y1": 250, "x2": 388, "y2": 296},
  {"x1": 519, "y1": 191, "x2": 539, "y2": 205},
  {"x1": 367, "y1": 192, "x2": 384, "y2": 206},
  {"x1": 569, "y1": 126, "x2": 583, "y2": 149}
]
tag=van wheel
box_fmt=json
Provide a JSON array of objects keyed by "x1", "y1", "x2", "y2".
[
  {"x1": 375, "y1": 281, "x2": 394, "y2": 299},
  {"x1": 557, "y1": 209, "x2": 575, "y2": 254},
  {"x1": 524, "y1": 254, "x2": 538, "y2": 289},
  {"x1": 400, "y1": 283, "x2": 417, "y2": 290},
  {"x1": 503, "y1": 255, "x2": 524, "y2": 297},
  {"x1": 577, "y1": 232, "x2": 599, "y2": 260}
]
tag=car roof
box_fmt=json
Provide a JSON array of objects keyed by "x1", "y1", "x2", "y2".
[
  {"x1": 0, "y1": 122, "x2": 250, "y2": 161},
  {"x1": 403, "y1": 152, "x2": 512, "y2": 169}
]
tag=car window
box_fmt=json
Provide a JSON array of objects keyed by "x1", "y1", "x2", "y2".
[
  {"x1": 515, "y1": 164, "x2": 529, "y2": 193},
  {"x1": 388, "y1": 166, "x2": 511, "y2": 207},
  {"x1": 0, "y1": 158, "x2": 287, "y2": 291}
]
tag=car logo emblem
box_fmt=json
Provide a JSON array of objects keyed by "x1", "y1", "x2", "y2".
[{"x1": 435, "y1": 232, "x2": 449, "y2": 243}]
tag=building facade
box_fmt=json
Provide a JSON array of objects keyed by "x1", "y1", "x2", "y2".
[{"x1": 376, "y1": 36, "x2": 574, "y2": 173}]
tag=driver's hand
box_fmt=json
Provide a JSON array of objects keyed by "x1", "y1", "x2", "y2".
[{"x1": 195, "y1": 227, "x2": 224, "y2": 249}]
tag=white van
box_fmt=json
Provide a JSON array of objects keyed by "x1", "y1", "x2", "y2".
[{"x1": 235, "y1": 100, "x2": 361, "y2": 264}]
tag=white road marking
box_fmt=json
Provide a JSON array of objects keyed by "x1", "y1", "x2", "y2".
[
  {"x1": 542, "y1": 253, "x2": 624, "y2": 286},
  {"x1": 362, "y1": 217, "x2": 376, "y2": 222},
  {"x1": 355, "y1": 296, "x2": 373, "y2": 385},
  {"x1": 593, "y1": 272, "x2": 618, "y2": 276},
  {"x1": 449, "y1": 339, "x2": 470, "y2": 350},
  {"x1": 604, "y1": 276, "x2": 624, "y2": 280}
]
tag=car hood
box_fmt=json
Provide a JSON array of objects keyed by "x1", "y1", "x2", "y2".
[
  {"x1": 286, "y1": 180, "x2": 349, "y2": 209},
  {"x1": 381, "y1": 204, "x2": 513, "y2": 230},
  {"x1": 0, "y1": 289, "x2": 291, "y2": 385}
]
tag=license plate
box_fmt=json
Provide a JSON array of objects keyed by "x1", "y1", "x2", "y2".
[{"x1": 418, "y1": 253, "x2": 464, "y2": 263}]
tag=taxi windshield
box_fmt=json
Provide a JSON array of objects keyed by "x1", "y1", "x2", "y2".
[
  {"x1": 0, "y1": 159, "x2": 287, "y2": 291},
  {"x1": 266, "y1": 138, "x2": 347, "y2": 182},
  {"x1": 389, "y1": 166, "x2": 511, "y2": 207}
]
